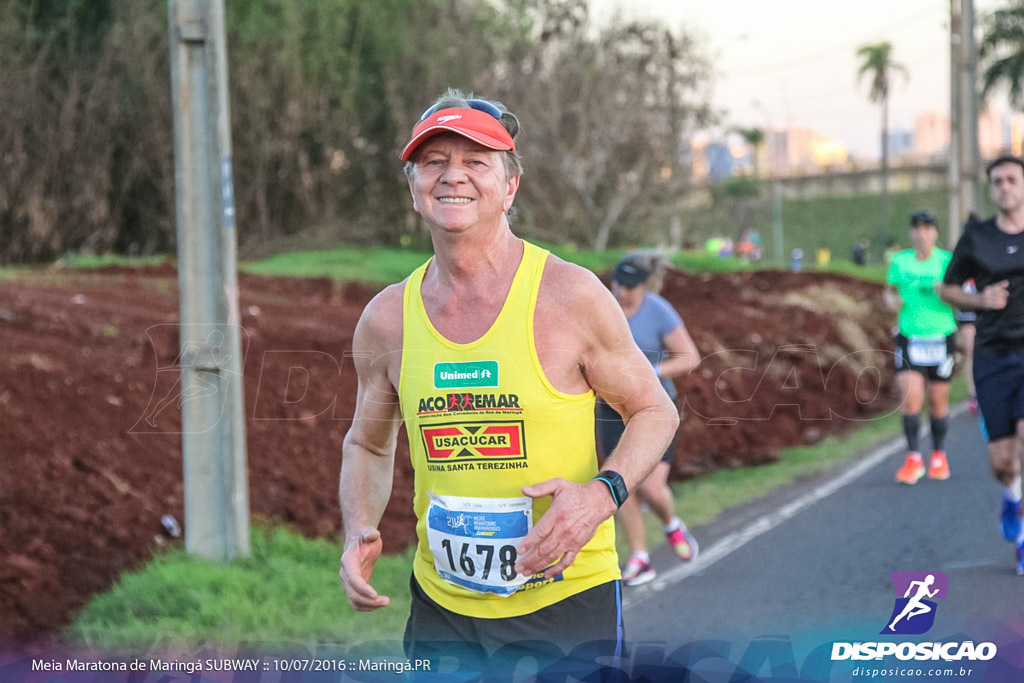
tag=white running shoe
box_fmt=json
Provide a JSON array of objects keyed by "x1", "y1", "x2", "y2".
[{"x1": 621, "y1": 555, "x2": 656, "y2": 587}]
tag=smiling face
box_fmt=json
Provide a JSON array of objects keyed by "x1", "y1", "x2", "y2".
[{"x1": 406, "y1": 133, "x2": 520, "y2": 235}]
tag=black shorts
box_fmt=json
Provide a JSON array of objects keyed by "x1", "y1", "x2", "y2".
[
  {"x1": 893, "y1": 333, "x2": 956, "y2": 382},
  {"x1": 974, "y1": 349, "x2": 1024, "y2": 441},
  {"x1": 403, "y1": 574, "x2": 624, "y2": 677},
  {"x1": 596, "y1": 400, "x2": 677, "y2": 464}
]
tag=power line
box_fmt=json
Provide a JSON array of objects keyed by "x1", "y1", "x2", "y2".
[{"x1": 719, "y1": 5, "x2": 942, "y2": 81}]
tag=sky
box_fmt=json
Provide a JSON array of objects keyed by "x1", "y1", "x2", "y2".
[{"x1": 588, "y1": 0, "x2": 1006, "y2": 160}]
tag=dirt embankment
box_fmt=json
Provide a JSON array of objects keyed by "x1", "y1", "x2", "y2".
[{"x1": 0, "y1": 263, "x2": 896, "y2": 643}]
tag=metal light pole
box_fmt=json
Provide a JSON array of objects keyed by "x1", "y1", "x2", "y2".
[
  {"x1": 753, "y1": 100, "x2": 785, "y2": 266},
  {"x1": 168, "y1": 0, "x2": 250, "y2": 561}
]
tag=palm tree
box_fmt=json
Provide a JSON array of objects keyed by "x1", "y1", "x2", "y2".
[
  {"x1": 732, "y1": 126, "x2": 766, "y2": 177},
  {"x1": 856, "y1": 42, "x2": 908, "y2": 247},
  {"x1": 980, "y1": 2, "x2": 1024, "y2": 109}
]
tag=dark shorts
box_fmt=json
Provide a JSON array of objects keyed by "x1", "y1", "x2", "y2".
[
  {"x1": 974, "y1": 349, "x2": 1024, "y2": 441},
  {"x1": 955, "y1": 310, "x2": 977, "y2": 325},
  {"x1": 893, "y1": 333, "x2": 956, "y2": 382},
  {"x1": 596, "y1": 400, "x2": 677, "y2": 464},
  {"x1": 403, "y1": 574, "x2": 624, "y2": 678}
]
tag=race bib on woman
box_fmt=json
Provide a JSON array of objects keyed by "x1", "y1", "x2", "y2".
[
  {"x1": 426, "y1": 493, "x2": 532, "y2": 596},
  {"x1": 907, "y1": 336, "x2": 946, "y2": 367}
]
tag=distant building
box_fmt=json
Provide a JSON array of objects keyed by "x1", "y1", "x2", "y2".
[
  {"x1": 705, "y1": 142, "x2": 735, "y2": 180},
  {"x1": 690, "y1": 125, "x2": 849, "y2": 179},
  {"x1": 770, "y1": 127, "x2": 847, "y2": 171},
  {"x1": 810, "y1": 137, "x2": 849, "y2": 167},
  {"x1": 979, "y1": 107, "x2": 1007, "y2": 158},
  {"x1": 914, "y1": 110, "x2": 950, "y2": 158},
  {"x1": 690, "y1": 134, "x2": 751, "y2": 181},
  {"x1": 889, "y1": 127, "x2": 914, "y2": 158},
  {"x1": 690, "y1": 135, "x2": 709, "y2": 180},
  {"x1": 1011, "y1": 113, "x2": 1024, "y2": 156},
  {"x1": 766, "y1": 129, "x2": 789, "y2": 173}
]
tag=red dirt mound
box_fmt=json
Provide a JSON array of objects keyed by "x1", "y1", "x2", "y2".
[{"x1": 0, "y1": 263, "x2": 896, "y2": 643}]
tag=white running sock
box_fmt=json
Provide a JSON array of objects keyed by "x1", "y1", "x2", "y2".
[
  {"x1": 631, "y1": 551, "x2": 651, "y2": 563},
  {"x1": 663, "y1": 517, "x2": 682, "y2": 534},
  {"x1": 1007, "y1": 476, "x2": 1023, "y2": 503}
]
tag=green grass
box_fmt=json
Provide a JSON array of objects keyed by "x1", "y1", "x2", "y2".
[
  {"x1": 239, "y1": 246, "x2": 433, "y2": 284},
  {"x1": 750, "y1": 188, "x2": 953, "y2": 265},
  {"x1": 55, "y1": 253, "x2": 171, "y2": 269},
  {"x1": 67, "y1": 526, "x2": 414, "y2": 654}
]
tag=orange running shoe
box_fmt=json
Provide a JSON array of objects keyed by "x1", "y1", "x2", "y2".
[
  {"x1": 896, "y1": 452, "x2": 925, "y2": 485},
  {"x1": 928, "y1": 451, "x2": 950, "y2": 480}
]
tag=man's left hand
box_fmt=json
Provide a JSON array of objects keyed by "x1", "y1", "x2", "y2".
[{"x1": 514, "y1": 477, "x2": 617, "y2": 579}]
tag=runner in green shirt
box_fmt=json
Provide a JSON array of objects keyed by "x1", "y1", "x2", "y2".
[{"x1": 884, "y1": 210, "x2": 958, "y2": 484}]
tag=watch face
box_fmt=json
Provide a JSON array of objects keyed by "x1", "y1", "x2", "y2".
[
  {"x1": 612, "y1": 476, "x2": 628, "y2": 502},
  {"x1": 598, "y1": 470, "x2": 628, "y2": 507}
]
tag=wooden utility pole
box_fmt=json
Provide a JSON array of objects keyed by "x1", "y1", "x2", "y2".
[{"x1": 167, "y1": 0, "x2": 250, "y2": 561}]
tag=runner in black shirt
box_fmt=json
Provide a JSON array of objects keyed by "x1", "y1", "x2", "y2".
[{"x1": 940, "y1": 155, "x2": 1024, "y2": 576}]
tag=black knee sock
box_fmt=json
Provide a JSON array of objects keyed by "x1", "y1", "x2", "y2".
[
  {"x1": 902, "y1": 413, "x2": 921, "y2": 453},
  {"x1": 930, "y1": 414, "x2": 949, "y2": 453}
]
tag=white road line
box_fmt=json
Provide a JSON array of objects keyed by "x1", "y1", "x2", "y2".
[{"x1": 623, "y1": 403, "x2": 969, "y2": 607}]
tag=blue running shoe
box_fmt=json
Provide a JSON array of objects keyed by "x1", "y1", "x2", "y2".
[{"x1": 1001, "y1": 493, "x2": 1022, "y2": 542}]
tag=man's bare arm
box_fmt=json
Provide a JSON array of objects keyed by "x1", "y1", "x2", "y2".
[
  {"x1": 338, "y1": 286, "x2": 404, "y2": 611},
  {"x1": 939, "y1": 281, "x2": 1009, "y2": 311},
  {"x1": 515, "y1": 263, "x2": 678, "y2": 578}
]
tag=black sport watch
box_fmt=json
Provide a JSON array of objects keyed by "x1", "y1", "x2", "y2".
[{"x1": 593, "y1": 470, "x2": 629, "y2": 509}]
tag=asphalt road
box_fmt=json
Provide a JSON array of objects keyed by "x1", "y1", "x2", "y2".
[{"x1": 618, "y1": 404, "x2": 1024, "y2": 680}]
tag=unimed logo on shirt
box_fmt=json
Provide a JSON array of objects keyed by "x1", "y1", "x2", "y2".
[{"x1": 434, "y1": 361, "x2": 499, "y2": 389}]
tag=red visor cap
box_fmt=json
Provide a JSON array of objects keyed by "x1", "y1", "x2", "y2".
[{"x1": 400, "y1": 107, "x2": 515, "y2": 162}]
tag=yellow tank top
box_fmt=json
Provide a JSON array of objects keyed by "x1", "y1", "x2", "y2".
[{"x1": 399, "y1": 241, "x2": 619, "y2": 618}]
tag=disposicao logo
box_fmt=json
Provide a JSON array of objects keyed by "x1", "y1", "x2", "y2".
[
  {"x1": 882, "y1": 571, "x2": 947, "y2": 635},
  {"x1": 830, "y1": 570, "x2": 998, "y2": 663}
]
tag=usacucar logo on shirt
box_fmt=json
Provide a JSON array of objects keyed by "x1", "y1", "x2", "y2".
[{"x1": 421, "y1": 420, "x2": 526, "y2": 462}]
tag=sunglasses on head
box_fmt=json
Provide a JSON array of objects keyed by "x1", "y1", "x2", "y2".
[
  {"x1": 415, "y1": 98, "x2": 516, "y2": 140},
  {"x1": 419, "y1": 98, "x2": 502, "y2": 121}
]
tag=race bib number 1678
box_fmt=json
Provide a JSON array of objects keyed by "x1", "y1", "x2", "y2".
[{"x1": 426, "y1": 493, "x2": 532, "y2": 597}]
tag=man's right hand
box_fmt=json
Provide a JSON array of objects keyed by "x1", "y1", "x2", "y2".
[
  {"x1": 339, "y1": 527, "x2": 390, "y2": 611},
  {"x1": 982, "y1": 280, "x2": 1010, "y2": 310}
]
